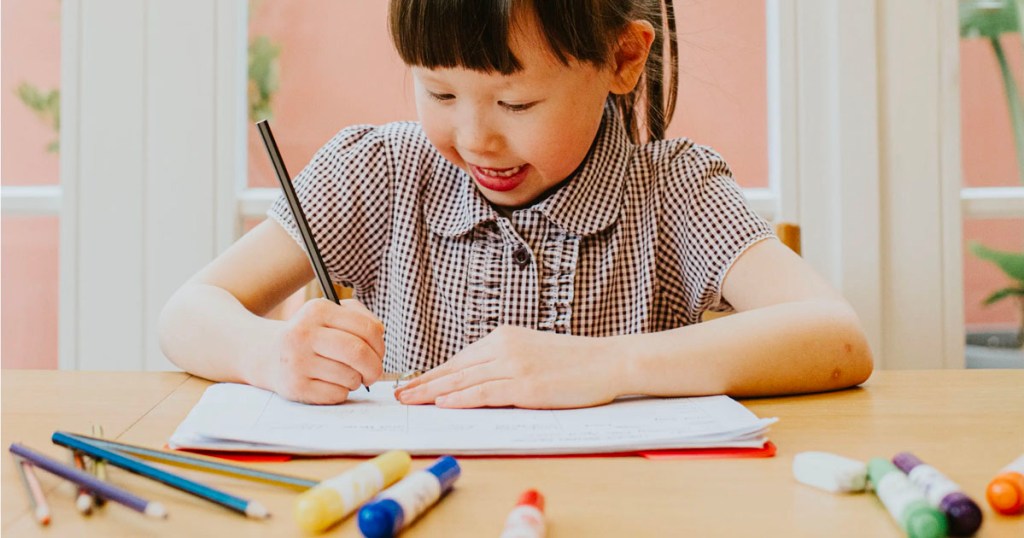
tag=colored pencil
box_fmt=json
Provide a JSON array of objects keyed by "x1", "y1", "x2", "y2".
[
  {"x1": 12, "y1": 454, "x2": 51, "y2": 525},
  {"x1": 71, "y1": 451, "x2": 94, "y2": 515},
  {"x1": 52, "y1": 432, "x2": 268, "y2": 519},
  {"x1": 64, "y1": 432, "x2": 316, "y2": 490},
  {"x1": 9, "y1": 443, "x2": 166, "y2": 519},
  {"x1": 256, "y1": 119, "x2": 369, "y2": 392},
  {"x1": 90, "y1": 424, "x2": 107, "y2": 506}
]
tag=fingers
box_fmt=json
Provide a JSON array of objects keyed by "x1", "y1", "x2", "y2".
[
  {"x1": 308, "y1": 325, "x2": 384, "y2": 385},
  {"x1": 306, "y1": 354, "x2": 364, "y2": 391},
  {"x1": 395, "y1": 339, "x2": 491, "y2": 394},
  {"x1": 317, "y1": 299, "x2": 386, "y2": 359},
  {"x1": 434, "y1": 379, "x2": 516, "y2": 408},
  {"x1": 296, "y1": 379, "x2": 352, "y2": 405},
  {"x1": 397, "y1": 361, "x2": 506, "y2": 404}
]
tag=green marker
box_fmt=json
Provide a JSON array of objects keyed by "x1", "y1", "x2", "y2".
[{"x1": 867, "y1": 458, "x2": 947, "y2": 538}]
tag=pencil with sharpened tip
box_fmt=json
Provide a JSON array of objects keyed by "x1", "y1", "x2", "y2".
[
  {"x1": 51, "y1": 432, "x2": 267, "y2": 519},
  {"x1": 12, "y1": 454, "x2": 52, "y2": 525},
  {"x1": 257, "y1": 119, "x2": 372, "y2": 392},
  {"x1": 90, "y1": 424, "x2": 107, "y2": 507},
  {"x1": 10, "y1": 442, "x2": 166, "y2": 519},
  {"x1": 71, "y1": 451, "x2": 94, "y2": 515},
  {"x1": 64, "y1": 432, "x2": 316, "y2": 490}
]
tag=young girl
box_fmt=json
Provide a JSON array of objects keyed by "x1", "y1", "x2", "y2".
[{"x1": 160, "y1": 0, "x2": 872, "y2": 409}]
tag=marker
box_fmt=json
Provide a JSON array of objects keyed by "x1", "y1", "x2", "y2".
[
  {"x1": 358, "y1": 456, "x2": 461, "y2": 538},
  {"x1": 867, "y1": 458, "x2": 947, "y2": 538},
  {"x1": 987, "y1": 454, "x2": 1024, "y2": 515},
  {"x1": 500, "y1": 489, "x2": 546, "y2": 538},
  {"x1": 892, "y1": 452, "x2": 982, "y2": 536},
  {"x1": 792, "y1": 451, "x2": 867, "y2": 493},
  {"x1": 294, "y1": 450, "x2": 411, "y2": 532}
]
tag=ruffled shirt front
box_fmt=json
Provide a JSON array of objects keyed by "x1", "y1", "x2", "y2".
[{"x1": 269, "y1": 103, "x2": 774, "y2": 372}]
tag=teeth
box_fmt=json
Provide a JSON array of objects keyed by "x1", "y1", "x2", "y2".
[{"x1": 477, "y1": 165, "x2": 522, "y2": 178}]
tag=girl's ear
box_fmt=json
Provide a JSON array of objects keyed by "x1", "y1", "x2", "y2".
[{"x1": 609, "y1": 20, "x2": 656, "y2": 95}]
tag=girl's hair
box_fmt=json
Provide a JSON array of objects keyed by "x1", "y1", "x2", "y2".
[{"x1": 388, "y1": 0, "x2": 678, "y2": 143}]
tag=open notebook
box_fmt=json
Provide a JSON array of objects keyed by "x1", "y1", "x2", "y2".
[{"x1": 169, "y1": 382, "x2": 777, "y2": 457}]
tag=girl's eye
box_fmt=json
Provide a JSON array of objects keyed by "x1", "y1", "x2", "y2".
[
  {"x1": 499, "y1": 101, "x2": 536, "y2": 113},
  {"x1": 427, "y1": 92, "x2": 455, "y2": 102}
]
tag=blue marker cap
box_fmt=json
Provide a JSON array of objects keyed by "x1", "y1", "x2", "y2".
[
  {"x1": 358, "y1": 498, "x2": 404, "y2": 538},
  {"x1": 426, "y1": 456, "x2": 461, "y2": 491}
]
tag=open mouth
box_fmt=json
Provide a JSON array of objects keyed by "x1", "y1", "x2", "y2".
[{"x1": 470, "y1": 164, "x2": 529, "y2": 192}]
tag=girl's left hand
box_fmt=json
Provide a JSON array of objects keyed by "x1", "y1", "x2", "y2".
[{"x1": 393, "y1": 325, "x2": 626, "y2": 409}]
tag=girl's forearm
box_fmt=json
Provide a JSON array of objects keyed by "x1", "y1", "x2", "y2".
[
  {"x1": 615, "y1": 300, "x2": 874, "y2": 398},
  {"x1": 158, "y1": 283, "x2": 282, "y2": 388}
]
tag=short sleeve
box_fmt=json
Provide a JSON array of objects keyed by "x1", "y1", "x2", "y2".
[
  {"x1": 268, "y1": 125, "x2": 392, "y2": 292},
  {"x1": 657, "y1": 143, "x2": 775, "y2": 323}
]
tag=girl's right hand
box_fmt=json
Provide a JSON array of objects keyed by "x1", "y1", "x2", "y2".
[{"x1": 268, "y1": 298, "x2": 385, "y2": 404}]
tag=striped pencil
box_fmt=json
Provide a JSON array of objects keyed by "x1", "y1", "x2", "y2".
[
  {"x1": 9, "y1": 443, "x2": 166, "y2": 519},
  {"x1": 12, "y1": 454, "x2": 51, "y2": 525},
  {"x1": 71, "y1": 451, "x2": 94, "y2": 515},
  {"x1": 51, "y1": 432, "x2": 268, "y2": 519},
  {"x1": 90, "y1": 425, "x2": 107, "y2": 507},
  {"x1": 64, "y1": 432, "x2": 315, "y2": 490}
]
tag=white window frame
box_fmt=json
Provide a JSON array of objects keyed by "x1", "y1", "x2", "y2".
[{"x1": 2, "y1": 0, "x2": 984, "y2": 370}]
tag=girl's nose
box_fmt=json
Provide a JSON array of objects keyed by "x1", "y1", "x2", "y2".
[{"x1": 455, "y1": 113, "x2": 502, "y2": 156}]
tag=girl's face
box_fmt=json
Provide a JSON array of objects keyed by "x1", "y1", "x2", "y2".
[{"x1": 412, "y1": 15, "x2": 617, "y2": 208}]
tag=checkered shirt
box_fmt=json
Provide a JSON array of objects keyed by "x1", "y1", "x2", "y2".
[{"x1": 269, "y1": 103, "x2": 775, "y2": 372}]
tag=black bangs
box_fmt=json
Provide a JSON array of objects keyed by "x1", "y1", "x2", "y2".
[
  {"x1": 390, "y1": 0, "x2": 523, "y2": 74},
  {"x1": 388, "y1": 0, "x2": 617, "y2": 74}
]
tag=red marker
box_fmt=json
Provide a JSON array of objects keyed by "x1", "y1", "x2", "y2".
[
  {"x1": 987, "y1": 454, "x2": 1024, "y2": 515},
  {"x1": 500, "y1": 489, "x2": 546, "y2": 538}
]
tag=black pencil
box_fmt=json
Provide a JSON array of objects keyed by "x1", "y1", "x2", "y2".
[{"x1": 256, "y1": 120, "x2": 370, "y2": 392}]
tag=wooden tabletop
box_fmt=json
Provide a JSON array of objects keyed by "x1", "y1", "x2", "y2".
[{"x1": 2, "y1": 369, "x2": 1022, "y2": 537}]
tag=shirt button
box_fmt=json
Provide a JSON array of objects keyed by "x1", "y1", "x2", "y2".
[{"x1": 512, "y1": 246, "x2": 531, "y2": 268}]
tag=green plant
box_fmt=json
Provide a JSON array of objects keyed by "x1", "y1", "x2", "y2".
[
  {"x1": 16, "y1": 83, "x2": 60, "y2": 153},
  {"x1": 962, "y1": 0, "x2": 1024, "y2": 341},
  {"x1": 248, "y1": 35, "x2": 281, "y2": 122}
]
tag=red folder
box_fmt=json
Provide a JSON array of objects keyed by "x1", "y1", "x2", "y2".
[{"x1": 175, "y1": 441, "x2": 776, "y2": 462}]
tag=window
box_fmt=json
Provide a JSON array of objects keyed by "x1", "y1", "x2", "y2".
[{"x1": 1, "y1": 0, "x2": 62, "y2": 369}]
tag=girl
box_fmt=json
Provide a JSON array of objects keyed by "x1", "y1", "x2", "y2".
[{"x1": 160, "y1": 0, "x2": 873, "y2": 409}]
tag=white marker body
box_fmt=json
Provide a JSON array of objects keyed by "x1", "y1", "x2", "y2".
[
  {"x1": 500, "y1": 505, "x2": 546, "y2": 538},
  {"x1": 876, "y1": 471, "x2": 928, "y2": 522},
  {"x1": 321, "y1": 461, "x2": 385, "y2": 513},
  {"x1": 377, "y1": 471, "x2": 442, "y2": 528},
  {"x1": 906, "y1": 464, "x2": 961, "y2": 505}
]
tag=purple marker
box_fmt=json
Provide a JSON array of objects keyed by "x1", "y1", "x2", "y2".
[{"x1": 893, "y1": 452, "x2": 982, "y2": 536}]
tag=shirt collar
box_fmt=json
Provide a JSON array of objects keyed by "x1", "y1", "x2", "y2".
[{"x1": 425, "y1": 100, "x2": 631, "y2": 238}]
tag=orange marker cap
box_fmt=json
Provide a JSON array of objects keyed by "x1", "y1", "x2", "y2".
[
  {"x1": 517, "y1": 489, "x2": 545, "y2": 512},
  {"x1": 986, "y1": 472, "x2": 1024, "y2": 515}
]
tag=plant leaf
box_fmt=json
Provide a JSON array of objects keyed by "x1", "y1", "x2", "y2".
[
  {"x1": 971, "y1": 242, "x2": 1024, "y2": 282},
  {"x1": 960, "y1": 0, "x2": 1020, "y2": 38},
  {"x1": 982, "y1": 286, "x2": 1024, "y2": 305}
]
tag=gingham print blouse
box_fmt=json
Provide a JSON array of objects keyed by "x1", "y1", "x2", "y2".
[{"x1": 269, "y1": 103, "x2": 775, "y2": 373}]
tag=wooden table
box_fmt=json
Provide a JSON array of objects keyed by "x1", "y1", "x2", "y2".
[{"x1": 2, "y1": 370, "x2": 1022, "y2": 537}]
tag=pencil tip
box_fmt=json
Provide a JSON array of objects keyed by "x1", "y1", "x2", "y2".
[
  {"x1": 146, "y1": 502, "x2": 169, "y2": 519},
  {"x1": 246, "y1": 501, "x2": 270, "y2": 519},
  {"x1": 76, "y1": 493, "x2": 94, "y2": 514}
]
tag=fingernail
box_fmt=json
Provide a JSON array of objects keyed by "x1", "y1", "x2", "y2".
[{"x1": 435, "y1": 396, "x2": 447, "y2": 406}]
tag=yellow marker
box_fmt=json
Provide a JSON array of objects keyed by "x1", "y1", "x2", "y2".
[{"x1": 294, "y1": 450, "x2": 411, "y2": 533}]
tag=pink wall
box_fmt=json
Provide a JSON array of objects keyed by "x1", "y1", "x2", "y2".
[
  {"x1": 246, "y1": 1, "x2": 768, "y2": 188},
  {"x1": 2, "y1": 2, "x2": 1021, "y2": 369},
  {"x1": 1, "y1": 0, "x2": 61, "y2": 369}
]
